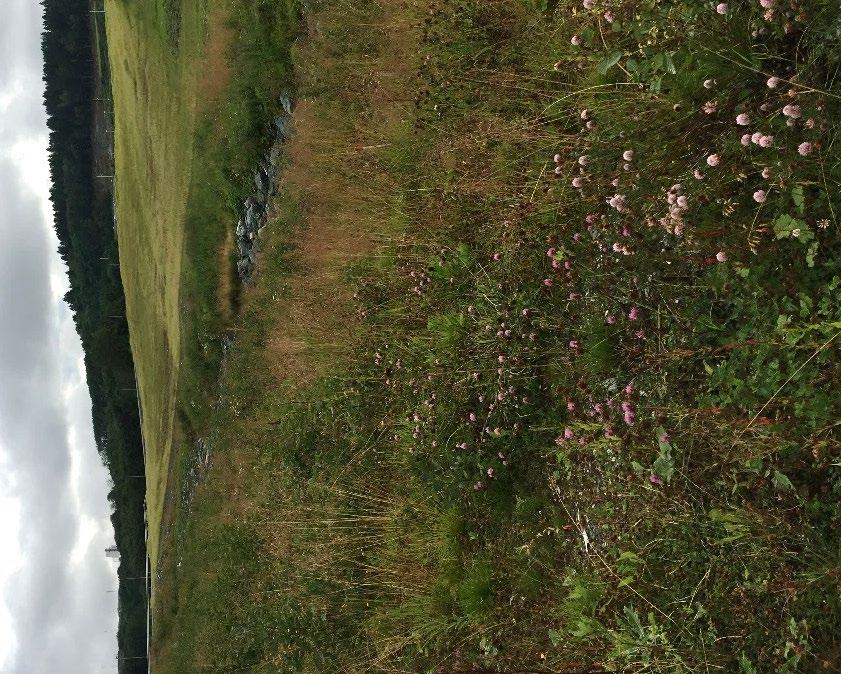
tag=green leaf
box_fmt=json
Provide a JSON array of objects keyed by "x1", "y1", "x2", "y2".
[
  {"x1": 738, "y1": 652, "x2": 758, "y2": 674},
  {"x1": 548, "y1": 629, "x2": 563, "y2": 647},
  {"x1": 597, "y1": 51, "x2": 623, "y2": 75},
  {"x1": 655, "y1": 426, "x2": 672, "y2": 453},
  {"x1": 773, "y1": 214, "x2": 805, "y2": 239},
  {"x1": 772, "y1": 470, "x2": 794, "y2": 491},
  {"x1": 806, "y1": 241, "x2": 818, "y2": 267},
  {"x1": 791, "y1": 185, "x2": 805, "y2": 214},
  {"x1": 623, "y1": 606, "x2": 644, "y2": 639},
  {"x1": 571, "y1": 617, "x2": 599, "y2": 639},
  {"x1": 653, "y1": 453, "x2": 675, "y2": 483}
]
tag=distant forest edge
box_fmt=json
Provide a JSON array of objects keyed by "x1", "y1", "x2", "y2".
[{"x1": 42, "y1": 0, "x2": 148, "y2": 668}]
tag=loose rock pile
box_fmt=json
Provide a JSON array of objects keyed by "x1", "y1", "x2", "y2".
[{"x1": 235, "y1": 92, "x2": 294, "y2": 282}]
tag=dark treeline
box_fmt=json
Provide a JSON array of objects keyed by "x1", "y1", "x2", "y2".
[{"x1": 42, "y1": 1, "x2": 147, "y2": 670}]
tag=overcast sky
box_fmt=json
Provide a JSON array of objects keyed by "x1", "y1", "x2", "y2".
[{"x1": 0, "y1": 1, "x2": 118, "y2": 672}]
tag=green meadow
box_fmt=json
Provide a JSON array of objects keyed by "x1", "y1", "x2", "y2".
[{"x1": 109, "y1": 0, "x2": 840, "y2": 671}]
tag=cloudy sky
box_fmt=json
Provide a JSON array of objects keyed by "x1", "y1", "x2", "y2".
[{"x1": 0, "y1": 1, "x2": 119, "y2": 672}]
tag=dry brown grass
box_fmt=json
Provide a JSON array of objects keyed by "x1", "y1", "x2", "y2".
[
  {"x1": 196, "y1": 2, "x2": 234, "y2": 110},
  {"x1": 256, "y1": 0, "x2": 422, "y2": 389},
  {"x1": 216, "y1": 227, "x2": 235, "y2": 323}
]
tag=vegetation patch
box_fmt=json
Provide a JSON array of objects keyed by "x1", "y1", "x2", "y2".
[{"x1": 109, "y1": 0, "x2": 841, "y2": 671}]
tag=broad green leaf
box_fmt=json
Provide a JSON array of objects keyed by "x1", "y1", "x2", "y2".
[
  {"x1": 791, "y1": 185, "x2": 805, "y2": 214},
  {"x1": 597, "y1": 51, "x2": 623, "y2": 75},
  {"x1": 772, "y1": 470, "x2": 794, "y2": 491}
]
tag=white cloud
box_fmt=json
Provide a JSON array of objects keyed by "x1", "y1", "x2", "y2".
[
  {"x1": 0, "y1": 2, "x2": 119, "y2": 671},
  {"x1": 0, "y1": 464, "x2": 23, "y2": 671}
]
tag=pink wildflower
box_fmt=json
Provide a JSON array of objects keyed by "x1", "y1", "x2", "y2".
[
  {"x1": 546, "y1": 247, "x2": 556, "y2": 257},
  {"x1": 716, "y1": 2, "x2": 728, "y2": 13},
  {"x1": 543, "y1": 278, "x2": 553, "y2": 287},
  {"x1": 761, "y1": 167, "x2": 770, "y2": 178},
  {"x1": 572, "y1": 176, "x2": 585, "y2": 188},
  {"x1": 767, "y1": 76, "x2": 781, "y2": 88},
  {"x1": 716, "y1": 251, "x2": 728, "y2": 262},
  {"x1": 782, "y1": 104, "x2": 801, "y2": 119},
  {"x1": 694, "y1": 169, "x2": 704, "y2": 180},
  {"x1": 604, "y1": 10, "x2": 616, "y2": 22},
  {"x1": 564, "y1": 427, "x2": 574, "y2": 440},
  {"x1": 623, "y1": 149, "x2": 634, "y2": 161},
  {"x1": 703, "y1": 79, "x2": 716, "y2": 89},
  {"x1": 706, "y1": 153, "x2": 721, "y2": 167},
  {"x1": 583, "y1": 0, "x2": 594, "y2": 8},
  {"x1": 553, "y1": 153, "x2": 562, "y2": 163},
  {"x1": 623, "y1": 409, "x2": 636, "y2": 425},
  {"x1": 578, "y1": 155, "x2": 589, "y2": 166},
  {"x1": 753, "y1": 189, "x2": 767, "y2": 203},
  {"x1": 751, "y1": 131, "x2": 763, "y2": 144},
  {"x1": 798, "y1": 141, "x2": 813, "y2": 156},
  {"x1": 567, "y1": 400, "x2": 576, "y2": 412},
  {"x1": 569, "y1": 340, "x2": 580, "y2": 349},
  {"x1": 607, "y1": 194, "x2": 627, "y2": 211},
  {"x1": 580, "y1": 109, "x2": 590, "y2": 120},
  {"x1": 628, "y1": 306, "x2": 640, "y2": 320},
  {"x1": 759, "y1": 0, "x2": 774, "y2": 7},
  {"x1": 571, "y1": 35, "x2": 582, "y2": 46},
  {"x1": 676, "y1": 195, "x2": 688, "y2": 209},
  {"x1": 606, "y1": 314, "x2": 616, "y2": 325},
  {"x1": 736, "y1": 113, "x2": 751, "y2": 125},
  {"x1": 649, "y1": 473, "x2": 663, "y2": 486},
  {"x1": 758, "y1": 135, "x2": 774, "y2": 147},
  {"x1": 740, "y1": 134, "x2": 751, "y2": 146},
  {"x1": 763, "y1": 8, "x2": 775, "y2": 21},
  {"x1": 493, "y1": 253, "x2": 501, "y2": 261},
  {"x1": 703, "y1": 100, "x2": 717, "y2": 114},
  {"x1": 586, "y1": 120, "x2": 596, "y2": 130}
]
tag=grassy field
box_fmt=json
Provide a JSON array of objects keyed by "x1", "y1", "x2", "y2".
[
  {"x1": 106, "y1": 0, "x2": 207, "y2": 572},
  {"x1": 110, "y1": 0, "x2": 840, "y2": 671}
]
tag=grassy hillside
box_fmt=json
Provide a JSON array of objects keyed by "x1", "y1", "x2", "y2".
[{"x1": 111, "y1": 0, "x2": 840, "y2": 671}]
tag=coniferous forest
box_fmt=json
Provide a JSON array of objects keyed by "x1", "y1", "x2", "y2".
[{"x1": 42, "y1": 1, "x2": 147, "y2": 669}]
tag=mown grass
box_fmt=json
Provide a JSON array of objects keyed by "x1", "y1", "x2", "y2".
[
  {"x1": 145, "y1": 0, "x2": 839, "y2": 671},
  {"x1": 106, "y1": 0, "x2": 211, "y2": 572}
]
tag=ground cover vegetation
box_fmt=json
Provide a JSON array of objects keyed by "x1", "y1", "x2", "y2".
[
  {"x1": 42, "y1": 1, "x2": 147, "y2": 668},
  {"x1": 133, "y1": 0, "x2": 840, "y2": 671}
]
